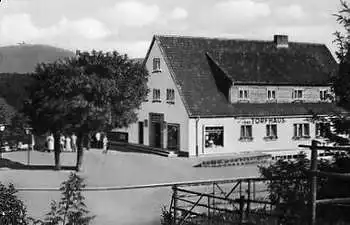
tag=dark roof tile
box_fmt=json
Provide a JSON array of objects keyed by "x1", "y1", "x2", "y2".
[{"x1": 156, "y1": 35, "x2": 340, "y2": 117}]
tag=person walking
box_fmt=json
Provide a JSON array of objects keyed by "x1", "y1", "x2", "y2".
[{"x1": 71, "y1": 133, "x2": 77, "y2": 152}]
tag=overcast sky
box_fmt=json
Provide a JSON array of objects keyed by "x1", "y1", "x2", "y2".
[{"x1": 0, "y1": 0, "x2": 344, "y2": 58}]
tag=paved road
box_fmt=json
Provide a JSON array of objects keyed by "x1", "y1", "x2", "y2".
[{"x1": 0, "y1": 150, "x2": 261, "y2": 225}]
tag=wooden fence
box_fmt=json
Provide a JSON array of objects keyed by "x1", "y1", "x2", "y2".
[{"x1": 169, "y1": 178, "x2": 282, "y2": 225}]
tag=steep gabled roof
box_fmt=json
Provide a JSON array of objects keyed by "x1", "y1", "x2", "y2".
[{"x1": 155, "y1": 35, "x2": 341, "y2": 117}]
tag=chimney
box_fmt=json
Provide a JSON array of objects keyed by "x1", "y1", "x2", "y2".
[{"x1": 274, "y1": 35, "x2": 289, "y2": 48}]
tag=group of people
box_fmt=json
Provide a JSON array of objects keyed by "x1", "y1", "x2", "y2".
[
  {"x1": 45, "y1": 132, "x2": 109, "y2": 153},
  {"x1": 46, "y1": 133, "x2": 77, "y2": 152},
  {"x1": 94, "y1": 132, "x2": 109, "y2": 153}
]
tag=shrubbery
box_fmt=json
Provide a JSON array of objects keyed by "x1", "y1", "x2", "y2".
[{"x1": 0, "y1": 173, "x2": 94, "y2": 225}]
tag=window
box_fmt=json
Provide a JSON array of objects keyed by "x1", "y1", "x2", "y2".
[
  {"x1": 293, "y1": 123, "x2": 310, "y2": 139},
  {"x1": 152, "y1": 89, "x2": 161, "y2": 102},
  {"x1": 166, "y1": 89, "x2": 175, "y2": 104},
  {"x1": 316, "y1": 122, "x2": 330, "y2": 137},
  {"x1": 240, "y1": 125, "x2": 253, "y2": 141},
  {"x1": 292, "y1": 89, "x2": 303, "y2": 100},
  {"x1": 265, "y1": 124, "x2": 277, "y2": 140},
  {"x1": 239, "y1": 89, "x2": 249, "y2": 101},
  {"x1": 267, "y1": 90, "x2": 276, "y2": 101},
  {"x1": 205, "y1": 126, "x2": 224, "y2": 148},
  {"x1": 152, "y1": 58, "x2": 161, "y2": 72},
  {"x1": 320, "y1": 90, "x2": 328, "y2": 101}
]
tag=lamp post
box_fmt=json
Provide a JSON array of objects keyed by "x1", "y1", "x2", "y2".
[
  {"x1": 25, "y1": 128, "x2": 31, "y2": 165},
  {"x1": 0, "y1": 125, "x2": 5, "y2": 159}
]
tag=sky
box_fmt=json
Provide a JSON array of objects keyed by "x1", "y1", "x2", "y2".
[{"x1": 0, "y1": 0, "x2": 344, "y2": 58}]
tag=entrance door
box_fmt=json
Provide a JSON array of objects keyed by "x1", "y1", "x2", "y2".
[
  {"x1": 149, "y1": 113, "x2": 164, "y2": 148},
  {"x1": 138, "y1": 121, "x2": 144, "y2": 144},
  {"x1": 152, "y1": 122, "x2": 162, "y2": 148},
  {"x1": 167, "y1": 124, "x2": 180, "y2": 151}
]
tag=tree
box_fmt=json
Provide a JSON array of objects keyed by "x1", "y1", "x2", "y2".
[
  {"x1": 260, "y1": 154, "x2": 350, "y2": 225},
  {"x1": 0, "y1": 182, "x2": 29, "y2": 225},
  {"x1": 24, "y1": 50, "x2": 149, "y2": 171},
  {"x1": 39, "y1": 173, "x2": 95, "y2": 225},
  {"x1": 332, "y1": 0, "x2": 350, "y2": 136}
]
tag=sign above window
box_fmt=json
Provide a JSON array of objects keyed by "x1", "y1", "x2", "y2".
[{"x1": 238, "y1": 117, "x2": 286, "y2": 125}]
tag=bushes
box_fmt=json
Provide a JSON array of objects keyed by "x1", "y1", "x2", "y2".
[
  {"x1": 259, "y1": 154, "x2": 350, "y2": 225},
  {"x1": 0, "y1": 173, "x2": 94, "y2": 225},
  {"x1": 0, "y1": 183, "x2": 29, "y2": 225},
  {"x1": 38, "y1": 173, "x2": 95, "y2": 225}
]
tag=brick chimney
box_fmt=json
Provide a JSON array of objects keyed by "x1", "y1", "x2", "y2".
[{"x1": 274, "y1": 35, "x2": 289, "y2": 48}]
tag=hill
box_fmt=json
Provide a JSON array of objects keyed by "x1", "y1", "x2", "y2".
[
  {"x1": 0, "y1": 44, "x2": 74, "y2": 122},
  {"x1": 0, "y1": 44, "x2": 75, "y2": 73}
]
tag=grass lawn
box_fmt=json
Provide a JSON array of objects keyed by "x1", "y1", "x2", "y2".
[{"x1": 0, "y1": 149, "x2": 260, "y2": 225}]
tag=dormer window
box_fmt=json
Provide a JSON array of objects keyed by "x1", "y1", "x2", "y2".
[
  {"x1": 152, "y1": 58, "x2": 161, "y2": 72},
  {"x1": 267, "y1": 89, "x2": 276, "y2": 101},
  {"x1": 239, "y1": 89, "x2": 249, "y2": 101},
  {"x1": 292, "y1": 89, "x2": 303, "y2": 101},
  {"x1": 320, "y1": 90, "x2": 328, "y2": 101}
]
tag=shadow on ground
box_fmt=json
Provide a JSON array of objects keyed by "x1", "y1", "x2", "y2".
[{"x1": 0, "y1": 158, "x2": 76, "y2": 171}]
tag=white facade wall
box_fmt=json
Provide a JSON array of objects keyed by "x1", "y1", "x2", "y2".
[
  {"x1": 188, "y1": 116, "x2": 318, "y2": 157},
  {"x1": 121, "y1": 41, "x2": 189, "y2": 151}
]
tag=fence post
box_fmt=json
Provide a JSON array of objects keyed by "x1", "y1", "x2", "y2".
[
  {"x1": 247, "y1": 179, "x2": 251, "y2": 218},
  {"x1": 172, "y1": 185, "x2": 178, "y2": 224},
  {"x1": 208, "y1": 195, "x2": 211, "y2": 222},
  {"x1": 310, "y1": 140, "x2": 318, "y2": 225},
  {"x1": 239, "y1": 195, "x2": 245, "y2": 224}
]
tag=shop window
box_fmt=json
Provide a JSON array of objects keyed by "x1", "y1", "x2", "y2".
[
  {"x1": 238, "y1": 89, "x2": 249, "y2": 101},
  {"x1": 320, "y1": 90, "x2": 328, "y2": 101},
  {"x1": 265, "y1": 124, "x2": 277, "y2": 140},
  {"x1": 316, "y1": 122, "x2": 330, "y2": 138},
  {"x1": 240, "y1": 125, "x2": 253, "y2": 141},
  {"x1": 267, "y1": 89, "x2": 276, "y2": 101},
  {"x1": 205, "y1": 126, "x2": 224, "y2": 148},
  {"x1": 152, "y1": 89, "x2": 161, "y2": 102},
  {"x1": 152, "y1": 58, "x2": 161, "y2": 72},
  {"x1": 292, "y1": 89, "x2": 303, "y2": 100},
  {"x1": 166, "y1": 89, "x2": 175, "y2": 104},
  {"x1": 293, "y1": 123, "x2": 310, "y2": 140}
]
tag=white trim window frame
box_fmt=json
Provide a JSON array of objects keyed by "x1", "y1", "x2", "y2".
[
  {"x1": 292, "y1": 89, "x2": 304, "y2": 101},
  {"x1": 319, "y1": 89, "x2": 328, "y2": 101},
  {"x1": 267, "y1": 89, "x2": 276, "y2": 102},
  {"x1": 293, "y1": 123, "x2": 310, "y2": 140},
  {"x1": 152, "y1": 88, "x2": 161, "y2": 103},
  {"x1": 265, "y1": 124, "x2": 278, "y2": 140},
  {"x1": 166, "y1": 88, "x2": 175, "y2": 104},
  {"x1": 238, "y1": 89, "x2": 249, "y2": 102},
  {"x1": 240, "y1": 125, "x2": 253, "y2": 141},
  {"x1": 152, "y1": 57, "x2": 161, "y2": 73}
]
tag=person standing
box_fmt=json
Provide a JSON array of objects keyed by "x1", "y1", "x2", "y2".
[
  {"x1": 31, "y1": 134, "x2": 35, "y2": 151},
  {"x1": 95, "y1": 132, "x2": 101, "y2": 149},
  {"x1": 65, "y1": 135, "x2": 72, "y2": 152},
  {"x1": 102, "y1": 135, "x2": 108, "y2": 154},
  {"x1": 60, "y1": 134, "x2": 65, "y2": 152},
  {"x1": 71, "y1": 133, "x2": 77, "y2": 152},
  {"x1": 47, "y1": 134, "x2": 54, "y2": 152}
]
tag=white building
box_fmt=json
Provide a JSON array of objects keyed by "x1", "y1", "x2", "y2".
[{"x1": 117, "y1": 34, "x2": 346, "y2": 157}]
